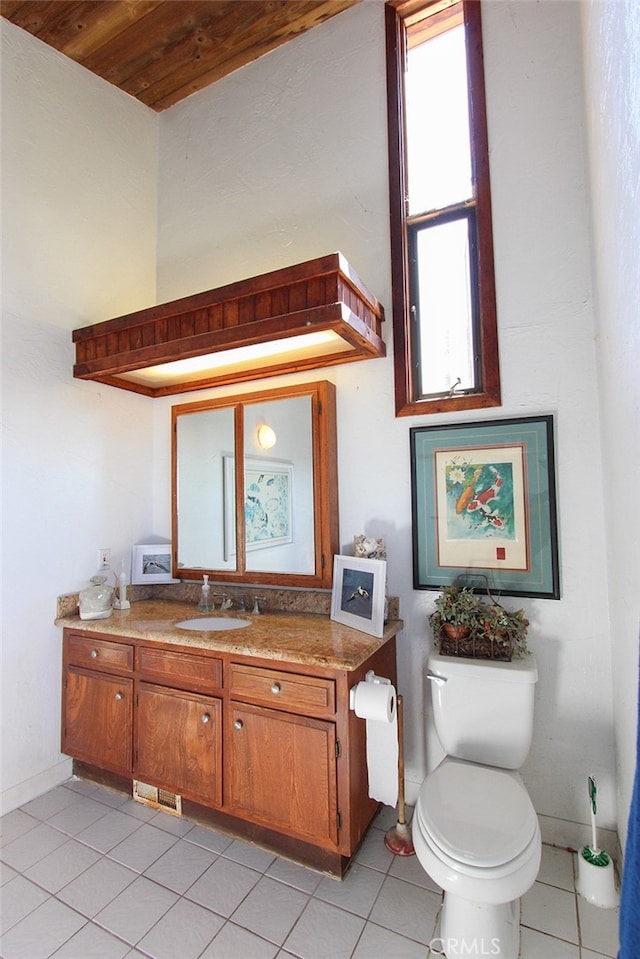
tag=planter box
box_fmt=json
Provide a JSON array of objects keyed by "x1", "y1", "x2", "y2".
[{"x1": 438, "y1": 628, "x2": 513, "y2": 662}]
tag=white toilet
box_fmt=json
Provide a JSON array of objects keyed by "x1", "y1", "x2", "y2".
[{"x1": 412, "y1": 651, "x2": 541, "y2": 959}]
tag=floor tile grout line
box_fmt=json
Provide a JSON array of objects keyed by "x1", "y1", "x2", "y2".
[
  {"x1": 520, "y1": 919, "x2": 581, "y2": 947},
  {"x1": 3, "y1": 785, "x2": 619, "y2": 959},
  {"x1": 4, "y1": 854, "x2": 609, "y2": 959},
  {"x1": 9, "y1": 815, "x2": 325, "y2": 948},
  {"x1": 134, "y1": 865, "x2": 311, "y2": 957},
  {"x1": 49, "y1": 915, "x2": 134, "y2": 959}
]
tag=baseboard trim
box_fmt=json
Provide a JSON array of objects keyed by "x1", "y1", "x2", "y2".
[
  {"x1": 405, "y1": 778, "x2": 421, "y2": 806},
  {"x1": 538, "y1": 812, "x2": 619, "y2": 859},
  {"x1": 0, "y1": 758, "x2": 73, "y2": 816}
]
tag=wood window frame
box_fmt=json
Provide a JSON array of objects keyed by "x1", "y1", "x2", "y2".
[{"x1": 385, "y1": 0, "x2": 501, "y2": 416}]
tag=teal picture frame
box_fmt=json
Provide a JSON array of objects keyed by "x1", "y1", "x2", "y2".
[{"x1": 410, "y1": 415, "x2": 560, "y2": 598}]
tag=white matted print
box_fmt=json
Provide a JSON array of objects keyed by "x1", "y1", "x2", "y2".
[
  {"x1": 131, "y1": 544, "x2": 177, "y2": 584},
  {"x1": 331, "y1": 555, "x2": 386, "y2": 637},
  {"x1": 224, "y1": 456, "x2": 294, "y2": 560}
]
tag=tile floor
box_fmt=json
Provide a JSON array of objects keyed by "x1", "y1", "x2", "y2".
[{"x1": 1, "y1": 778, "x2": 619, "y2": 959}]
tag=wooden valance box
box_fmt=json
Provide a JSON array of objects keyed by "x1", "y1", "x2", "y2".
[{"x1": 72, "y1": 253, "x2": 386, "y2": 397}]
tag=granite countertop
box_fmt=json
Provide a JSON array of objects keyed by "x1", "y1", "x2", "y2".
[{"x1": 56, "y1": 600, "x2": 402, "y2": 671}]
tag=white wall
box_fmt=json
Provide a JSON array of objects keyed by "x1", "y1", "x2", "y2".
[
  {"x1": 153, "y1": 1, "x2": 618, "y2": 837},
  {"x1": 1, "y1": 22, "x2": 158, "y2": 812},
  {"x1": 581, "y1": 0, "x2": 640, "y2": 850},
  {"x1": 480, "y1": 0, "x2": 616, "y2": 835}
]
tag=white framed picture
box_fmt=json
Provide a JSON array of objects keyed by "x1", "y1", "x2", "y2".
[
  {"x1": 330, "y1": 555, "x2": 387, "y2": 637},
  {"x1": 131, "y1": 544, "x2": 177, "y2": 584}
]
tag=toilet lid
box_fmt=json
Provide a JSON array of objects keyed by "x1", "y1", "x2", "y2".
[{"x1": 417, "y1": 758, "x2": 538, "y2": 868}]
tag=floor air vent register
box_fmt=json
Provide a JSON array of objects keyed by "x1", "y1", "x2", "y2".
[{"x1": 133, "y1": 780, "x2": 182, "y2": 816}]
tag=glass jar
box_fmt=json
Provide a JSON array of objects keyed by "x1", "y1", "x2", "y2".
[{"x1": 79, "y1": 575, "x2": 114, "y2": 620}]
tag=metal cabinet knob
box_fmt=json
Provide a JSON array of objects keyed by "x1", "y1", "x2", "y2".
[
  {"x1": 201, "y1": 713, "x2": 210, "y2": 724},
  {"x1": 91, "y1": 649, "x2": 99, "y2": 659},
  {"x1": 271, "y1": 682, "x2": 282, "y2": 695},
  {"x1": 115, "y1": 692, "x2": 123, "y2": 701},
  {"x1": 234, "y1": 718, "x2": 244, "y2": 730}
]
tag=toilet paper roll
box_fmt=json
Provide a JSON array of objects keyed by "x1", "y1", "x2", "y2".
[
  {"x1": 351, "y1": 680, "x2": 399, "y2": 807},
  {"x1": 352, "y1": 680, "x2": 396, "y2": 723}
]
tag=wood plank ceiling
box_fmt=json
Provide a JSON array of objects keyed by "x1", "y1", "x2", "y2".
[{"x1": 0, "y1": 0, "x2": 360, "y2": 111}]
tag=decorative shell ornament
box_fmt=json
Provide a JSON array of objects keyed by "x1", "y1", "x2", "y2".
[{"x1": 354, "y1": 535, "x2": 387, "y2": 560}]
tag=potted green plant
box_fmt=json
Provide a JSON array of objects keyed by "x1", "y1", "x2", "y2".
[
  {"x1": 476, "y1": 602, "x2": 529, "y2": 660},
  {"x1": 428, "y1": 585, "x2": 483, "y2": 640},
  {"x1": 429, "y1": 584, "x2": 529, "y2": 661}
]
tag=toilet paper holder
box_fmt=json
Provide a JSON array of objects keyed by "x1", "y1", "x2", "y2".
[{"x1": 349, "y1": 669, "x2": 390, "y2": 709}]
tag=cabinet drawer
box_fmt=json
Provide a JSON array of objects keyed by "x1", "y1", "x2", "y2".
[
  {"x1": 139, "y1": 646, "x2": 222, "y2": 693},
  {"x1": 66, "y1": 634, "x2": 133, "y2": 673},
  {"x1": 229, "y1": 663, "x2": 335, "y2": 716}
]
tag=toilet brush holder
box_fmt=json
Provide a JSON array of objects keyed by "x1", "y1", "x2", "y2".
[
  {"x1": 576, "y1": 774, "x2": 619, "y2": 908},
  {"x1": 577, "y1": 847, "x2": 619, "y2": 909}
]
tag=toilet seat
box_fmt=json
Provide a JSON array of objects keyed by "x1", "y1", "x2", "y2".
[{"x1": 417, "y1": 757, "x2": 538, "y2": 868}]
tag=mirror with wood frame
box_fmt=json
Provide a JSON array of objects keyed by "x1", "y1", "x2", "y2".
[{"x1": 172, "y1": 381, "x2": 339, "y2": 588}]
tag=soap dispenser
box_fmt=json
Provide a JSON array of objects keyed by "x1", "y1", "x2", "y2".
[{"x1": 198, "y1": 574, "x2": 214, "y2": 612}]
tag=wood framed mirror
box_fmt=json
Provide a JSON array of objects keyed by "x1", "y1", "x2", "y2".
[{"x1": 172, "y1": 381, "x2": 338, "y2": 588}]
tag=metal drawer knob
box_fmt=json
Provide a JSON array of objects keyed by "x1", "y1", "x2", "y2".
[
  {"x1": 115, "y1": 692, "x2": 123, "y2": 701},
  {"x1": 234, "y1": 718, "x2": 244, "y2": 730},
  {"x1": 271, "y1": 682, "x2": 282, "y2": 695},
  {"x1": 91, "y1": 649, "x2": 99, "y2": 659}
]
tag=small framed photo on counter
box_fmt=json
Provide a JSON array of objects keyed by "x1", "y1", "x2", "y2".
[
  {"x1": 331, "y1": 555, "x2": 386, "y2": 637},
  {"x1": 131, "y1": 544, "x2": 178, "y2": 584}
]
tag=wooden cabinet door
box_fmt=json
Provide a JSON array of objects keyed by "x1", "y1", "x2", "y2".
[
  {"x1": 135, "y1": 682, "x2": 222, "y2": 807},
  {"x1": 228, "y1": 702, "x2": 338, "y2": 848},
  {"x1": 63, "y1": 667, "x2": 133, "y2": 776}
]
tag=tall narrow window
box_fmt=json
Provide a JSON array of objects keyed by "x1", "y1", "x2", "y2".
[{"x1": 386, "y1": 0, "x2": 500, "y2": 415}]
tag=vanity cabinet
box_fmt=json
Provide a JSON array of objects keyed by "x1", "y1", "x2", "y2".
[
  {"x1": 134, "y1": 645, "x2": 223, "y2": 805},
  {"x1": 60, "y1": 611, "x2": 399, "y2": 876},
  {"x1": 227, "y1": 664, "x2": 338, "y2": 847},
  {"x1": 136, "y1": 683, "x2": 222, "y2": 807},
  {"x1": 62, "y1": 635, "x2": 134, "y2": 777}
]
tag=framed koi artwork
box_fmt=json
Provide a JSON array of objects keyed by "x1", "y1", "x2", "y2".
[{"x1": 410, "y1": 416, "x2": 560, "y2": 598}]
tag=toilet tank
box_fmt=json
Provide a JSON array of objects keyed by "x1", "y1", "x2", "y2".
[{"x1": 427, "y1": 651, "x2": 538, "y2": 769}]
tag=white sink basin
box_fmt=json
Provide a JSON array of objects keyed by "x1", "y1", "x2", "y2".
[{"x1": 176, "y1": 617, "x2": 251, "y2": 631}]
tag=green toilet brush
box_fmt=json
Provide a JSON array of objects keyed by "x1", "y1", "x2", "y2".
[
  {"x1": 581, "y1": 775, "x2": 610, "y2": 867},
  {"x1": 577, "y1": 775, "x2": 618, "y2": 907}
]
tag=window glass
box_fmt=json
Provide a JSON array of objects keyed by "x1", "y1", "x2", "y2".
[
  {"x1": 411, "y1": 215, "x2": 476, "y2": 396},
  {"x1": 386, "y1": 0, "x2": 501, "y2": 416},
  {"x1": 406, "y1": 24, "x2": 472, "y2": 214}
]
